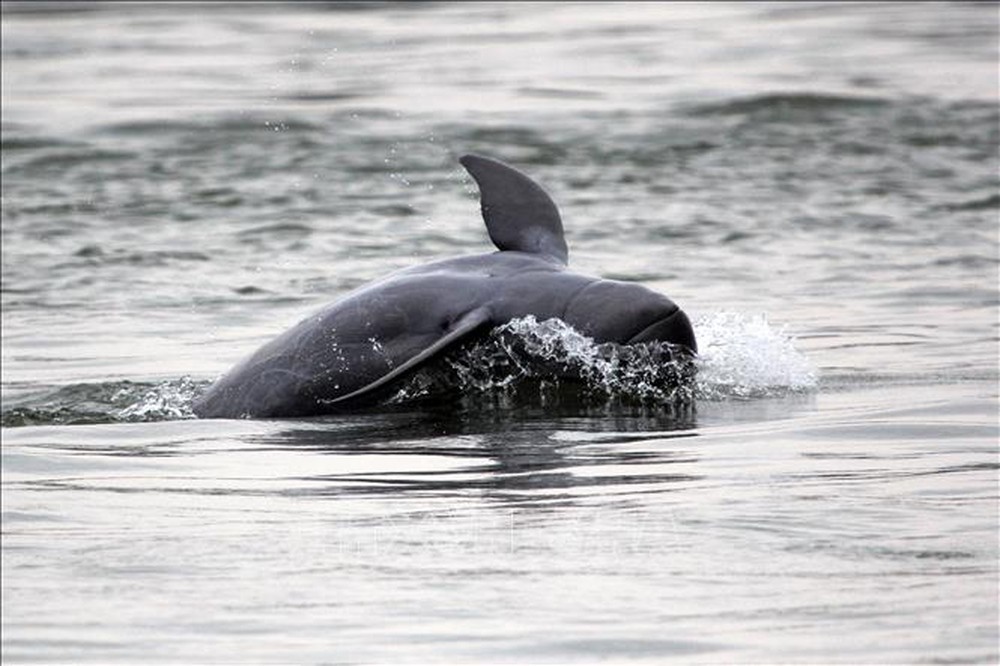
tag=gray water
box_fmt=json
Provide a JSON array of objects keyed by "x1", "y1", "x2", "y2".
[{"x1": 2, "y1": 2, "x2": 998, "y2": 663}]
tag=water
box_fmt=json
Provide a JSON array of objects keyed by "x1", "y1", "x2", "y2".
[{"x1": 2, "y1": 2, "x2": 998, "y2": 663}]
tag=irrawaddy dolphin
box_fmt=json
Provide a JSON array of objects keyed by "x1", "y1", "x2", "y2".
[{"x1": 193, "y1": 154, "x2": 696, "y2": 418}]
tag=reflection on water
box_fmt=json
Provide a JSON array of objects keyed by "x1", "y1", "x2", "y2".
[{"x1": 245, "y1": 414, "x2": 702, "y2": 501}]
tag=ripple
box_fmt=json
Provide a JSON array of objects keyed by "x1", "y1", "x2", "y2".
[
  {"x1": 284, "y1": 90, "x2": 369, "y2": 103},
  {"x1": 11, "y1": 148, "x2": 137, "y2": 173},
  {"x1": 236, "y1": 223, "x2": 315, "y2": 238},
  {"x1": 67, "y1": 247, "x2": 211, "y2": 266},
  {"x1": 518, "y1": 86, "x2": 604, "y2": 100},
  {"x1": 939, "y1": 194, "x2": 1000, "y2": 212},
  {"x1": 686, "y1": 92, "x2": 890, "y2": 118}
]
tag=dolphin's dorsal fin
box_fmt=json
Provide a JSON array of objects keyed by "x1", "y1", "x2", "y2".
[{"x1": 460, "y1": 154, "x2": 568, "y2": 265}]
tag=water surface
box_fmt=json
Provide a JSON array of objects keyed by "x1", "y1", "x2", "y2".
[{"x1": 2, "y1": 2, "x2": 998, "y2": 663}]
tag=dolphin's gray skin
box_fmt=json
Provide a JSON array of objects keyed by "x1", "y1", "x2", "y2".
[{"x1": 193, "y1": 154, "x2": 696, "y2": 418}]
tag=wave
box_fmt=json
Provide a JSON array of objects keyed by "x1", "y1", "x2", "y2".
[
  {"x1": 0, "y1": 314, "x2": 816, "y2": 427},
  {"x1": 1, "y1": 378, "x2": 205, "y2": 428},
  {"x1": 391, "y1": 316, "x2": 698, "y2": 411}
]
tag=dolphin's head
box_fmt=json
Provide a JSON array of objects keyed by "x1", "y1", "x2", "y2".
[{"x1": 563, "y1": 280, "x2": 697, "y2": 354}]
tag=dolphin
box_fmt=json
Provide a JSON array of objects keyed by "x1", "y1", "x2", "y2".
[{"x1": 193, "y1": 154, "x2": 696, "y2": 418}]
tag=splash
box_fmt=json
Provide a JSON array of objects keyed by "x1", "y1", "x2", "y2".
[
  {"x1": 0, "y1": 378, "x2": 205, "y2": 427},
  {"x1": 393, "y1": 316, "x2": 697, "y2": 409},
  {"x1": 394, "y1": 313, "x2": 815, "y2": 409},
  {"x1": 693, "y1": 312, "x2": 817, "y2": 399},
  {"x1": 115, "y1": 377, "x2": 202, "y2": 421}
]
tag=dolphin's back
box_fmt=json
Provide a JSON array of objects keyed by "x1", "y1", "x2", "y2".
[
  {"x1": 193, "y1": 272, "x2": 483, "y2": 417},
  {"x1": 192, "y1": 255, "x2": 576, "y2": 418},
  {"x1": 193, "y1": 154, "x2": 696, "y2": 419}
]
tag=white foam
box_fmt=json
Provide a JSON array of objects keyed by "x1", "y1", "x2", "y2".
[
  {"x1": 116, "y1": 377, "x2": 201, "y2": 421},
  {"x1": 693, "y1": 312, "x2": 818, "y2": 399}
]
